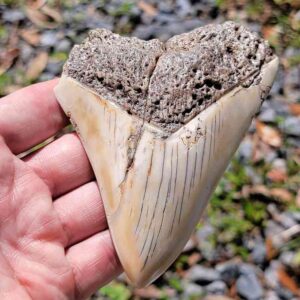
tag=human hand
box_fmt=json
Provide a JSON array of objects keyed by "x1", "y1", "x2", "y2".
[{"x1": 0, "y1": 79, "x2": 122, "y2": 300}]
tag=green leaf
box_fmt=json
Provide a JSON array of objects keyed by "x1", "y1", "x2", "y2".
[{"x1": 100, "y1": 282, "x2": 131, "y2": 300}]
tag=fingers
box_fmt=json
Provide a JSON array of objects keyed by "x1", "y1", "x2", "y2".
[
  {"x1": 54, "y1": 181, "x2": 107, "y2": 247},
  {"x1": 66, "y1": 231, "x2": 122, "y2": 300},
  {"x1": 24, "y1": 133, "x2": 94, "y2": 197},
  {"x1": 0, "y1": 79, "x2": 68, "y2": 154}
]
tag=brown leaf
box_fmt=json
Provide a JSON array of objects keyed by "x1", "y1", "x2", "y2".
[
  {"x1": 25, "y1": 6, "x2": 62, "y2": 29},
  {"x1": 278, "y1": 267, "x2": 300, "y2": 296},
  {"x1": 267, "y1": 168, "x2": 287, "y2": 183},
  {"x1": 188, "y1": 252, "x2": 201, "y2": 266},
  {"x1": 19, "y1": 29, "x2": 41, "y2": 46},
  {"x1": 289, "y1": 103, "x2": 300, "y2": 116},
  {"x1": 270, "y1": 188, "x2": 293, "y2": 203},
  {"x1": 0, "y1": 48, "x2": 19, "y2": 75},
  {"x1": 26, "y1": 52, "x2": 48, "y2": 80},
  {"x1": 266, "y1": 238, "x2": 278, "y2": 260},
  {"x1": 249, "y1": 184, "x2": 270, "y2": 197},
  {"x1": 138, "y1": 1, "x2": 158, "y2": 16},
  {"x1": 256, "y1": 121, "x2": 282, "y2": 148}
]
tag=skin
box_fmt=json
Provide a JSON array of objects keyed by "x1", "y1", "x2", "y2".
[{"x1": 0, "y1": 79, "x2": 122, "y2": 300}]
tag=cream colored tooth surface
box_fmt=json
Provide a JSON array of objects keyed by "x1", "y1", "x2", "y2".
[{"x1": 55, "y1": 56, "x2": 278, "y2": 287}]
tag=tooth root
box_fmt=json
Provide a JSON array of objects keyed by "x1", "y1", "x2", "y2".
[{"x1": 54, "y1": 57, "x2": 278, "y2": 287}]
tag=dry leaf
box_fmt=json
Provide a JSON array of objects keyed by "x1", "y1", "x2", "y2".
[
  {"x1": 26, "y1": 52, "x2": 48, "y2": 80},
  {"x1": 270, "y1": 188, "x2": 293, "y2": 203},
  {"x1": 267, "y1": 168, "x2": 287, "y2": 183},
  {"x1": 41, "y1": 6, "x2": 63, "y2": 23},
  {"x1": 289, "y1": 103, "x2": 300, "y2": 116},
  {"x1": 0, "y1": 48, "x2": 19, "y2": 75},
  {"x1": 256, "y1": 121, "x2": 282, "y2": 148},
  {"x1": 20, "y1": 29, "x2": 41, "y2": 46},
  {"x1": 25, "y1": 6, "x2": 62, "y2": 29},
  {"x1": 266, "y1": 238, "x2": 278, "y2": 260},
  {"x1": 138, "y1": 1, "x2": 158, "y2": 16},
  {"x1": 278, "y1": 267, "x2": 300, "y2": 296},
  {"x1": 188, "y1": 252, "x2": 201, "y2": 266}
]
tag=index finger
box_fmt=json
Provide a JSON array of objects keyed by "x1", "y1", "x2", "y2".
[{"x1": 0, "y1": 79, "x2": 68, "y2": 154}]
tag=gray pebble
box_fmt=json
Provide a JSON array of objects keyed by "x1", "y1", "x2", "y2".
[
  {"x1": 237, "y1": 265, "x2": 263, "y2": 300},
  {"x1": 187, "y1": 265, "x2": 220, "y2": 283},
  {"x1": 3, "y1": 9, "x2": 25, "y2": 22},
  {"x1": 41, "y1": 31, "x2": 58, "y2": 48},
  {"x1": 258, "y1": 108, "x2": 276, "y2": 123},
  {"x1": 251, "y1": 242, "x2": 266, "y2": 265},
  {"x1": 56, "y1": 39, "x2": 72, "y2": 52},
  {"x1": 205, "y1": 280, "x2": 227, "y2": 294},
  {"x1": 183, "y1": 282, "x2": 204, "y2": 297},
  {"x1": 280, "y1": 116, "x2": 300, "y2": 137}
]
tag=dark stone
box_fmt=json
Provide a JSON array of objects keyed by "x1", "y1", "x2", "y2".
[{"x1": 216, "y1": 262, "x2": 239, "y2": 285}]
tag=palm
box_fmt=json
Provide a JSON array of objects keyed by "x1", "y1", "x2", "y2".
[{"x1": 0, "y1": 80, "x2": 121, "y2": 300}]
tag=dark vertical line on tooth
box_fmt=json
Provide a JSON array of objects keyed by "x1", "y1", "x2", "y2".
[
  {"x1": 208, "y1": 120, "x2": 214, "y2": 164},
  {"x1": 189, "y1": 149, "x2": 197, "y2": 202},
  {"x1": 170, "y1": 199, "x2": 179, "y2": 235},
  {"x1": 140, "y1": 143, "x2": 166, "y2": 255},
  {"x1": 170, "y1": 144, "x2": 179, "y2": 235},
  {"x1": 141, "y1": 231, "x2": 155, "y2": 270},
  {"x1": 152, "y1": 146, "x2": 173, "y2": 256},
  {"x1": 135, "y1": 146, "x2": 154, "y2": 234},
  {"x1": 178, "y1": 148, "x2": 189, "y2": 224},
  {"x1": 213, "y1": 114, "x2": 217, "y2": 155},
  {"x1": 218, "y1": 109, "x2": 221, "y2": 133},
  {"x1": 200, "y1": 125, "x2": 207, "y2": 180}
]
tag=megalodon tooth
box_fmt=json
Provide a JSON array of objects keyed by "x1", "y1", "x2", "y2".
[{"x1": 54, "y1": 21, "x2": 278, "y2": 287}]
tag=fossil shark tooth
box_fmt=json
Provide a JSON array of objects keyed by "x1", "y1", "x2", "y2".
[{"x1": 54, "y1": 21, "x2": 278, "y2": 287}]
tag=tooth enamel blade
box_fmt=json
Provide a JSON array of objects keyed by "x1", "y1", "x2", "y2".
[{"x1": 54, "y1": 22, "x2": 279, "y2": 287}]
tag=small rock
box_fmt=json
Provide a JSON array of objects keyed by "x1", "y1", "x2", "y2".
[
  {"x1": 56, "y1": 39, "x2": 72, "y2": 52},
  {"x1": 264, "y1": 220, "x2": 285, "y2": 238},
  {"x1": 265, "y1": 290, "x2": 280, "y2": 300},
  {"x1": 183, "y1": 282, "x2": 204, "y2": 297},
  {"x1": 45, "y1": 61, "x2": 64, "y2": 75},
  {"x1": 265, "y1": 260, "x2": 281, "y2": 289},
  {"x1": 196, "y1": 224, "x2": 217, "y2": 261},
  {"x1": 205, "y1": 280, "x2": 227, "y2": 295},
  {"x1": 275, "y1": 287, "x2": 295, "y2": 300},
  {"x1": 237, "y1": 138, "x2": 253, "y2": 161},
  {"x1": 39, "y1": 72, "x2": 55, "y2": 82},
  {"x1": 236, "y1": 264, "x2": 263, "y2": 300},
  {"x1": 290, "y1": 211, "x2": 300, "y2": 222},
  {"x1": 3, "y1": 9, "x2": 25, "y2": 22},
  {"x1": 251, "y1": 242, "x2": 266, "y2": 265},
  {"x1": 216, "y1": 261, "x2": 239, "y2": 285},
  {"x1": 259, "y1": 108, "x2": 276, "y2": 123},
  {"x1": 187, "y1": 265, "x2": 220, "y2": 283},
  {"x1": 41, "y1": 31, "x2": 59, "y2": 48},
  {"x1": 279, "y1": 251, "x2": 298, "y2": 270},
  {"x1": 280, "y1": 116, "x2": 300, "y2": 137}
]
